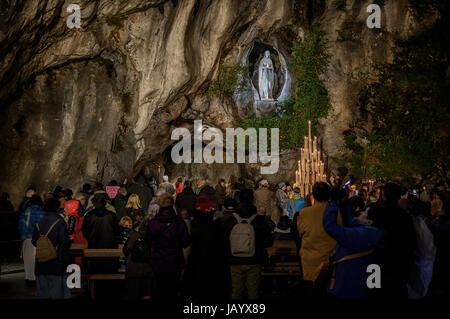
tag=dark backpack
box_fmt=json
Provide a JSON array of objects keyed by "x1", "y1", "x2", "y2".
[{"x1": 130, "y1": 230, "x2": 151, "y2": 263}]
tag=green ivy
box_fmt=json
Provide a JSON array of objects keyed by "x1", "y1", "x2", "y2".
[
  {"x1": 208, "y1": 63, "x2": 248, "y2": 99},
  {"x1": 236, "y1": 27, "x2": 331, "y2": 150},
  {"x1": 344, "y1": 7, "x2": 450, "y2": 186}
]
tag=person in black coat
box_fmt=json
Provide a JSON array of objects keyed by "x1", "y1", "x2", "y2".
[
  {"x1": 32, "y1": 198, "x2": 71, "y2": 299},
  {"x1": 113, "y1": 187, "x2": 128, "y2": 221},
  {"x1": 175, "y1": 181, "x2": 197, "y2": 215},
  {"x1": 184, "y1": 196, "x2": 226, "y2": 300},
  {"x1": 127, "y1": 175, "x2": 153, "y2": 209},
  {"x1": 82, "y1": 195, "x2": 119, "y2": 273},
  {"x1": 123, "y1": 216, "x2": 156, "y2": 299},
  {"x1": 374, "y1": 182, "x2": 417, "y2": 299},
  {"x1": 197, "y1": 178, "x2": 218, "y2": 210}
]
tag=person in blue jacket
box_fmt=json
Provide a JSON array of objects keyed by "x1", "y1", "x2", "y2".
[
  {"x1": 323, "y1": 200, "x2": 386, "y2": 299},
  {"x1": 286, "y1": 187, "x2": 305, "y2": 219},
  {"x1": 18, "y1": 194, "x2": 45, "y2": 285}
]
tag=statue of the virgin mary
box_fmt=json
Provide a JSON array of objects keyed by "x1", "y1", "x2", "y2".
[{"x1": 258, "y1": 50, "x2": 274, "y2": 100}]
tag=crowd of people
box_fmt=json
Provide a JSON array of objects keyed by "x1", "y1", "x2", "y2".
[{"x1": 0, "y1": 173, "x2": 449, "y2": 300}]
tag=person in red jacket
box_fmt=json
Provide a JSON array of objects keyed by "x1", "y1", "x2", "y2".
[
  {"x1": 64, "y1": 198, "x2": 88, "y2": 267},
  {"x1": 175, "y1": 177, "x2": 184, "y2": 196}
]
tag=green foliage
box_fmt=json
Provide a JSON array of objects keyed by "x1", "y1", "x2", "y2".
[
  {"x1": 237, "y1": 28, "x2": 331, "y2": 150},
  {"x1": 208, "y1": 63, "x2": 247, "y2": 99},
  {"x1": 344, "y1": 12, "x2": 450, "y2": 186}
]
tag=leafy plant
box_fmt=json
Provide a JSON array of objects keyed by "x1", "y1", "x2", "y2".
[
  {"x1": 343, "y1": 9, "x2": 450, "y2": 186},
  {"x1": 208, "y1": 63, "x2": 248, "y2": 99}
]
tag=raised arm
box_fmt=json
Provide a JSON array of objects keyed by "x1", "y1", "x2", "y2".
[{"x1": 323, "y1": 200, "x2": 374, "y2": 251}]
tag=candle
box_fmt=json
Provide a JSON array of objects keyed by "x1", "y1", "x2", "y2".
[
  {"x1": 313, "y1": 136, "x2": 317, "y2": 155},
  {"x1": 308, "y1": 121, "x2": 312, "y2": 155},
  {"x1": 308, "y1": 120, "x2": 311, "y2": 140},
  {"x1": 305, "y1": 136, "x2": 308, "y2": 158}
]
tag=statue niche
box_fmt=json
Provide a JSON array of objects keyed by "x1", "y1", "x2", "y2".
[
  {"x1": 258, "y1": 50, "x2": 274, "y2": 100},
  {"x1": 232, "y1": 41, "x2": 291, "y2": 118}
]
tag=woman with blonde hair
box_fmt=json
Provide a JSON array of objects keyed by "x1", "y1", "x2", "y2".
[{"x1": 125, "y1": 194, "x2": 145, "y2": 226}]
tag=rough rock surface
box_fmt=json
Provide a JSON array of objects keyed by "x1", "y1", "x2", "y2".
[{"x1": 0, "y1": 0, "x2": 435, "y2": 205}]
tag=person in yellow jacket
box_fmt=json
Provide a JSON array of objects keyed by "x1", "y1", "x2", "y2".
[{"x1": 297, "y1": 182, "x2": 342, "y2": 296}]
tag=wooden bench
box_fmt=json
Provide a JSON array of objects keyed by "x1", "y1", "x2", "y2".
[
  {"x1": 263, "y1": 240, "x2": 301, "y2": 276},
  {"x1": 82, "y1": 246, "x2": 126, "y2": 299}
]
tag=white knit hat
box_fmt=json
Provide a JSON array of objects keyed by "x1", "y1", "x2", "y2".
[{"x1": 260, "y1": 179, "x2": 269, "y2": 186}]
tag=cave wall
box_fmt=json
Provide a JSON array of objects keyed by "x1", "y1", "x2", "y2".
[{"x1": 0, "y1": 0, "x2": 436, "y2": 206}]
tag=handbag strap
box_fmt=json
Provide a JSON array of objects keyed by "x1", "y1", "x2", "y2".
[
  {"x1": 36, "y1": 219, "x2": 60, "y2": 237},
  {"x1": 333, "y1": 248, "x2": 374, "y2": 265},
  {"x1": 329, "y1": 248, "x2": 374, "y2": 290}
]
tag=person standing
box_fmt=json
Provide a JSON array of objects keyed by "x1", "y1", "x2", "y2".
[
  {"x1": 275, "y1": 182, "x2": 288, "y2": 224},
  {"x1": 123, "y1": 216, "x2": 156, "y2": 299},
  {"x1": 159, "y1": 175, "x2": 176, "y2": 196},
  {"x1": 218, "y1": 189, "x2": 273, "y2": 299},
  {"x1": 175, "y1": 181, "x2": 197, "y2": 216},
  {"x1": 64, "y1": 198, "x2": 88, "y2": 267},
  {"x1": 286, "y1": 187, "x2": 306, "y2": 219},
  {"x1": 82, "y1": 195, "x2": 119, "y2": 273},
  {"x1": 148, "y1": 193, "x2": 190, "y2": 299},
  {"x1": 127, "y1": 174, "x2": 153, "y2": 209},
  {"x1": 184, "y1": 196, "x2": 226, "y2": 299},
  {"x1": 198, "y1": 177, "x2": 219, "y2": 211},
  {"x1": 148, "y1": 176, "x2": 158, "y2": 198},
  {"x1": 32, "y1": 198, "x2": 71, "y2": 299},
  {"x1": 323, "y1": 201, "x2": 386, "y2": 298},
  {"x1": 19, "y1": 186, "x2": 36, "y2": 214},
  {"x1": 376, "y1": 182, "x2": 417, "y2": 299},
  {"x1": 175, "y1": 177, "x2": 184, "y2": 197},
  {"x1": 297, "y1": 182, "x2": 341, "y2": 297},
  {"x1": 125, "y1": 194, "x2": 146, "y2": 226},
  {"x1": 113, "y1": 187, "x2": 128, "y2": 221},
  {"x1": 254, "y1": 180, "x2": 277, "y2": 224},
  {"x1": 215, "y1": 179, "x2": 227, "y2": 211},
  {"x1": 18, "y1": 195, "x2": 45, "y2": 286}
]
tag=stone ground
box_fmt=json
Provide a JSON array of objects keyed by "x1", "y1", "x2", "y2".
[
  {"x1": 0, "y1": 264, "x2": 300, "y2": 300},
  {"x1": 0, "y1": 261, "x2": 86, "y2": 299},
  {"x1": 0, "y1": 255, "x2": 301, "y2": 299}
]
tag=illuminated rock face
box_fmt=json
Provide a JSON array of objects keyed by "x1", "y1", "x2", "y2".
[{"x1": 0, "y1": 0, "x2": 434, "y2": 204}]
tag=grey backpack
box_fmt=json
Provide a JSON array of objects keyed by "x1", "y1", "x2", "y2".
[{"x1": 230, "y1": 213, "x2": 257, "y2": 257}]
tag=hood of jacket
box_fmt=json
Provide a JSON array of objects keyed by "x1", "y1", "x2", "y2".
[
  {"x1": 136, "y1": 175, "x2": 147, "y2": 185},
  {"x1": 64, "y1": 199, "x2": 80, "y2": 217},
  {"x1": 154, "y1": 206, "x2": 179, "y2": 223}
]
